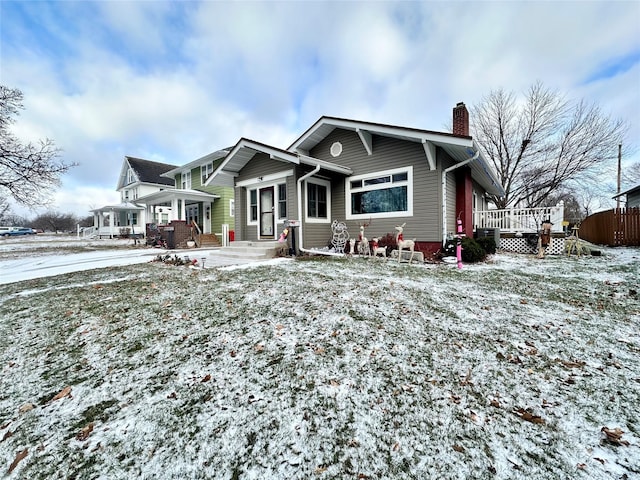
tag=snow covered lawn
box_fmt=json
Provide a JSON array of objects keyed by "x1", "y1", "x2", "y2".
[{"x1": 1, "y1": 247, "x2": 639, "y2": 479}]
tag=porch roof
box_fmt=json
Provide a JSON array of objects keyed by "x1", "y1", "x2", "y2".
[
  {"x1": 204, "y1": 138, "x2": 352, "y2": 187},
  {"x1": 90, "y1": 202, "x2": 145, "y2": 214},
  {"x1": 137, "y1": 189, "x2": 219, "y2": 204}
]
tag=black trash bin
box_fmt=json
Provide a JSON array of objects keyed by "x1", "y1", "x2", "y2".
[{"x1": 164, "y1": 227, "x2": 175, "y2": 249}]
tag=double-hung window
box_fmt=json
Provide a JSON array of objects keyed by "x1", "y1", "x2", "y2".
[
  {"x1": 346, "y1": 166, "x2": 412, "y2": 219},
  {"x1": 249, "y1": 189, "x2": 258, "y2": 223},
  {"x1": 182, "y1": 171, "x2": 191, "y2": 190},
  {"x1": 201, "y1": 163, "x2": 213, "y2": 184},
  {"x1": 306, "y1": 179, "x2": 330, "y2": 223},
  {"x1": 278, "y1": 184, "x2": 287, "y2": 219}
]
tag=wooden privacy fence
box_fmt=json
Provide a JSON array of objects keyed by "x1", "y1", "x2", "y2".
[{"x1": 579, "y1": 208, "x2": 640, "y2": 246}]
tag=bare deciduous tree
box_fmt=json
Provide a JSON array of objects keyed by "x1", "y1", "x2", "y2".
[
  {"x1": 471, "y1": 81, "x2": 627, "y2": 209},
  {"x1": 0, "y1": 85, "x2": 75, "y2": 207},
  {"x1": 623, "y1": 161, "x2": 640, "y2": 186}
]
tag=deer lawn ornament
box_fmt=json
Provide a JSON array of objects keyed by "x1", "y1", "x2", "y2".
[
  {"x1": 371, "y1": 238, "x2": 387, "y2": 258},
  {"x1": 395, "y1": 223, "x2": 415, "y2": 263},
  {"x1": 348, "y1": 238, "x2": 356, "y2": 255},
  {"x1": 358, "y1": 220, "x2": 371, "y2": 256}
]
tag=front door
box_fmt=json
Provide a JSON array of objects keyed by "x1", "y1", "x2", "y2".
[{"x1": 259, "y1": 187, "x2": 275, "y2": 238}]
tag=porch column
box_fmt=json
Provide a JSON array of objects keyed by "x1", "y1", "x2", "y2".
[
  {"x1": 180, "y1": 198, "x2": 186, "y2": 221},
  {"x1": 171, "y1": 198, "x2": 179, "y2": 221},
  {"x1": 455, "y1": 168, "x2": 473, "y2": 237},
  {"x1": 205, "y1": 202, "x2": 212, "y2": 234}
]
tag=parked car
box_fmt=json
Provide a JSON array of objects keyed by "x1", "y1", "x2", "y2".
[{"x1": 0, "y1": 227, "x2": 37, "y2": 237}]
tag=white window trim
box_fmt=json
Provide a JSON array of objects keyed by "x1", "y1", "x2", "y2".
[
  {"x1": 236, "y1": 169, "x2": 293, "y2": 188},
  {"x1": 182, "y1": 171, "x2": 192, "y2": 190},
  {"x1": 229, "y1": 199, "x2": 235, "y2": 218},
  {"x1": 345, "y1": 166, "x2": 413, "y2": 220},
  {"x1": 201, "y1": 162, "x2": 213, "y2": 184},
  {"x1": 243, "y1": 173, "x2": 292, "y2": 227},
  {"x1": 305, "y1": 177, "x2": 331, "y2": 224}
]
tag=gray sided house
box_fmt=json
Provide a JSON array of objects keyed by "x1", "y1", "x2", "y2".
[
  {"x1": 206, "y1": 104, "x2": 504, "y2": 254},
  {"x1": 613, "y1": 184, "x2": 640, "y2": 208}
]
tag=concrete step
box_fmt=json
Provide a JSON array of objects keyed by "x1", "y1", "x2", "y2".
[{"x1": 207, "y1": 240, "x2": 285, "y2": 262}]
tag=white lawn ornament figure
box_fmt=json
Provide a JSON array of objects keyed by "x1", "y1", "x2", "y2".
[
  {"x1": 371, "y1": 238, "x2": 387, "y2": 258},
  {"x1": 395, "y1": 223, "x2": 415, "y2": 263},
  {"x1": 330, "y1": 220, "x2": 349, "y2": 254},
  {"x1": 348, "y1": 238, "x2": 356, "y2": 255},
  {"x1": 357, "y1": 221, "x2": 371, "y2": 256}
]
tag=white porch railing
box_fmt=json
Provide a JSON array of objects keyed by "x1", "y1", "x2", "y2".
[
  {"x1": 474, "y1": 202, "x2": 564, "y2": 233},
  {"x1": 82, "y1": 225, "x2": 145, "y2": 239}
]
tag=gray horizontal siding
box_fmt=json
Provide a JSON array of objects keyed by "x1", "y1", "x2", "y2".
[{"x1": 307, "y1": 129, "x2": 445, "y2": 244}]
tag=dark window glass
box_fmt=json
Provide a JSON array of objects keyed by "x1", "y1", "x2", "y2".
[
  {"x1": 351, "y1": 186, "x2": 407, "y2": 214},
  {"x1": 278, "y1": 184, "x2": 287, "y2": 218},
  {"x1": 250, "y1": 189, "x2": 258, "y2": 222}
]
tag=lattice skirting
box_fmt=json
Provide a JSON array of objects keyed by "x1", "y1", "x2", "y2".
[{"x1": 499, "y1": 236, "x2": 566, "y2": 255}]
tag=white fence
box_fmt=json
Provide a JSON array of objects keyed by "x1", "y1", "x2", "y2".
[{"x1": 474, "y1": 202, "x2": 564, "y2": 233}]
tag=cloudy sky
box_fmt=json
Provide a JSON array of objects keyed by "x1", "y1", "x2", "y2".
[{"x1": 1, "y1": 0, "x2": 639, "y2": 218}]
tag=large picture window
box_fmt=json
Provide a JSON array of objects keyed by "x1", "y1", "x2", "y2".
[
  {"x1": 306, "y1": 179, "x2": 331, "y2": 223},
  {"x1": 346, "y1": 167, "x2": 413, "y2": 220}
]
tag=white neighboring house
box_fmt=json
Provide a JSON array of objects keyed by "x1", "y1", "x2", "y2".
[{"x1": 89, "y1": 157, "x2": 178, "y2": 238}]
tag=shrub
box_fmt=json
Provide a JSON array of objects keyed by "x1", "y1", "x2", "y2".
[
  {"x1": 443, "y1": 237, "x2": 487, "y2": 263},
  {"x1": 475, "y1": 236, "x2": 496, "y2": 255},
  {"x1": 461, "y1": 237, "x2": 487, "y2": 263}
]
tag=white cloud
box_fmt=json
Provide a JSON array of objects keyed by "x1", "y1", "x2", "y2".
[{"x1": 1, "y1": 0, "x2": 638, "y2": 219}]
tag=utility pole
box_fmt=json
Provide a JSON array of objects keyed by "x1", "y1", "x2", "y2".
[{"x1": 616, "y1": 144, "x2": 622, "y2": 210}]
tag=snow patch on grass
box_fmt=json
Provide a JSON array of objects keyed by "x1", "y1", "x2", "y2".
[{"x1": 0, "y1": 248, "x2": 639, "y2": 479}]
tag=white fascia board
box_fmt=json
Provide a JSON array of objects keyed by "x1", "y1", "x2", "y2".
[
  {"x1": 422, "y1": 140, "x2": 437, "y2": 170},
  {"x1": 116, "y1": 158, "x2": 133, "y2": 190},
  {"x1": 236, "y1": 169, "x2": 295, "y2": 188},
  {"x1": 356, "y1": 128, "x2": 373, "y2": 155}
]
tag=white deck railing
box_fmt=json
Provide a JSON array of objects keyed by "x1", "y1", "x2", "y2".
[{"x1": 474, "y1": 202, "x2": 564, "y2": 233}]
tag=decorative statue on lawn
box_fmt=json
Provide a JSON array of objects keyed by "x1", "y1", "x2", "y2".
[
  {"x1": 331, "y1": 220, "x2": 349, "y2": 254},
  {"x1": 358, "y1": 220, "x2": 371, "y2": 256},
  {"x1": 371, "y1": 238, "x2": 387, "y2": 257},
  {"x1": 395, "y1": 223, "x2": 416, "y2": 263}
]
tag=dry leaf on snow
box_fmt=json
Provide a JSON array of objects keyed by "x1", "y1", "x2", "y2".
[
  {"x1": 76, "y1": 422, "x2": 94, "y2": 441},
  {"x1": 51, "y1": 386, "x2": 72, "y2": 401},
  {"x1": 513, "y1": 408, "x2": 545, "y2": 424},
  {"x1": 7, "y1": 448, "x2": 28, "y2": 474},
  {"x1": 601, "y1": 426, "x2": 630, "y2": 446}
]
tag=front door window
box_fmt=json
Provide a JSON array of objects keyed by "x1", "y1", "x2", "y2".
[{"x1": 260, "y1": 187, "x2": 274, "y2": 238}]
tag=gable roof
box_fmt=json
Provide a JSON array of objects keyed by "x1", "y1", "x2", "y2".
[
  {"x1": 612, "y1": 183, "x2": 640, "y2": 199},
  {"x1": 289, "y1": 116, "x2": 504, "y2": 197},
  {"x1": 161, "y1": 148, "x2": 232, "y2": 178},
  {"x1": 204, "y1": 138, "x2": 352, "y2": 187},
  {"x1": 125, "y1": 157, "x2": 177, "y2": 186}
]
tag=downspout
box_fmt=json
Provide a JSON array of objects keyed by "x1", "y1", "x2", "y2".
[
  {"x1": 442, "y1": 149, "x2": 480, "y2": 244},
  {"x1": 293, "y1": 163, "x2": 345, "y2": 257},
  {"x1": 296, "y1": 164, "x2": 321, "y2": 255}
]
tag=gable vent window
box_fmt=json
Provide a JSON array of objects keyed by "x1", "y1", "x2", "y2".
[
  {"x1": 330, "y1": 142, "x2": 343, "y2": 157},
  {"x1": 346, "y1": 166, "x2": 413, "y2": 220}
]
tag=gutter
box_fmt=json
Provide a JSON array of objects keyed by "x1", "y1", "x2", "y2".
[{"x1": 442, "y1": 148, "x2": 480, "y2": 244}]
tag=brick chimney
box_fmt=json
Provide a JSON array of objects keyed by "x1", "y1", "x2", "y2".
[{"x1": 452, "y1": 102, "x2": 469, "y2": 136}]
